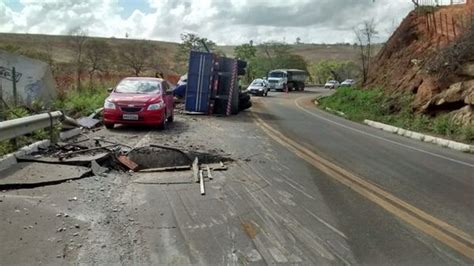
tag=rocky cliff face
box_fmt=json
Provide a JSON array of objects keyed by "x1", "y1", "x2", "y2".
[{"x1": 367, "y1": 4, "x2": 474, "y2": 126}]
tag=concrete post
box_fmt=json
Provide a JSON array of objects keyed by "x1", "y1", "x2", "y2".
[
  {"x1": 0, "y1": 81, "x2": 3, "y2": 121},
  {"x1": 12, "y1": 67, "x2": 17, "y2": 107}
]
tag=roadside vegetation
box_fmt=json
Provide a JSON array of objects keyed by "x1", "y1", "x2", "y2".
[
  {"x1": 308, "y1": 60, "x2": 359, "y2": 85},
  {"x1": 0, "y1": 85, "x2": 109, "y2": 156},
  {"x1": 234, "y1": 42, "x2": 309, "y2": 85},
  {"x1": 0, "y1": 106, "x2": 58, "y2": 156},
  {"x1": 318, "y1": 87, "x2": 474, "y2": 143},
  {"x1": 53, "y1": 85, "x2": 109, "y2": 117}
]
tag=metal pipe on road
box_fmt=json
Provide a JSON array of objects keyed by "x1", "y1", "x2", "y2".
[
  {"x1": 199, "y1": 169, "x2": 205, "y2": 195},
  {"x1": 0, "y1": 111, "x2": 64, "y2": 141}
]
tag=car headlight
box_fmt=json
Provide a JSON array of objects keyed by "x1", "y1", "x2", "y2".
[
  {"x1": 147, "y1": 101, "x2": 164, "y2": 110},
  {"x1": 104, "y1": 100, "x2": 116, "y2": 110},
  {"x1": 258, "y1": 88, "x2": 263, "y2": 91}
]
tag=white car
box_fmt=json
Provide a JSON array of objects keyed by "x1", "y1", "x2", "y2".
[
  {"x1": 177, "y1": 74, "x2": 187, "y2": 86},
  {"x1": 247, "y1": 79, "x2": 269, "y2": 96},
  {"x1": 340, "y1": 79, "x2": 355, "y2": 87},
  {"x1": 324, "y1": 80, "x2": 340, "y2": 89}
]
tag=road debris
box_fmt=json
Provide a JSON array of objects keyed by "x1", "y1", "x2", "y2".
[
  {"x1": 62, "y1": 116, "x2": 80, "y2": 129},
  {"x1": 137, "y1": 165, "x2": 191, "y2": 173},
  {"x1": 91, "y1": 160, "x2": 108, "y2": 176},
  {"x1": 59, "y1": 145, "x2": 117, "y2": 160},
  {"x1": 199, "y1": 169, "x2": 205, "y2": 195},
  {"x1": 206, "y1": 165, "x2": 213, "y2": 180},
  {"x1": 192, "y1": 157, "x2": 199, "y2": 183},
  {"x1": 77, "y1": 117, "x2": 101, "y2": 129},
  {"x1": 0, "y1": 163, "x2": 92, "y2": 190},
  {"x1": 117, "y1": 155, "x2": 139, "y2": 171},
  {"x1": 88, "y1": 107, "x2": 104, "y2": 119}
]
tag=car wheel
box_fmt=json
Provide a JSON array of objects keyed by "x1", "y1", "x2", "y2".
[
  {"x1": 105, "y1": 123, "x2": 114, "y2": 129},
  {"x1": 158, "y1": 119, "x2": 166, "y2": 130}
]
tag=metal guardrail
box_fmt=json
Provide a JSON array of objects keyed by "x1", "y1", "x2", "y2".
[{"x1": 0, "y1": 111, "x2": 64, "y2": 141}]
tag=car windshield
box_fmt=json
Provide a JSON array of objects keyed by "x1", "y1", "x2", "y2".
[
  {"x1": 115, "y1": 79, "x2": 161, "y2": 94},
  {"x1": 327, "y1": 80, "x2": 337, "y2": 84},
  {"x1": 251, "y1": 80, "x2": 264, "y2": 86},
  {"x1": 269, "y1": 72, "x2": 284, "y2": 78}
]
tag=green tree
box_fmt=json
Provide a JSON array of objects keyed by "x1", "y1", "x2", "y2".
[
  {"x1": 309, "y1": 60, "x2": 360, "y2": 84},
  {"x1": 234, "y1": 44, "x2": 257, "y2": 60},
  {"x1": 234, "y1": 43, "x2": 257, "y2": 83},
  {"x1": 241, "y1": 42, "x2": 309, "y2": 82},
  {"x1": 175, "y1": 33, "x2": 216, "y2": 73}
]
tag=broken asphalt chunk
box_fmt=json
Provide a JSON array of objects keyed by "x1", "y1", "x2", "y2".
[
  {"x1": 0, "y1": 163, "x2": 92, "y2": 190},
  {"x1": 91, "y1": 160, "x2": 108, "y2": 176},
  {"x1": 77, "y1": 117, "x2": 101, "y2": 129}
]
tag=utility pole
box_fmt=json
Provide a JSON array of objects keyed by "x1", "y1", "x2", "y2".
[
  {"x1": 0, "y1": 80, "x2": 4, "y2": 121},
  {"x1": 12, "y1": 67, "x2": 17, "y2": 107}
]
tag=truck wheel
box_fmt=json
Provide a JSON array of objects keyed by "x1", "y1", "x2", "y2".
[
  {"x1": 239, "y1": 100, "x2": 252, "y2": 111},
  {"x1": 300, "y1": 83, "x2": 305, "y2": 91},
  {"x1": 294, "y1": 83, "x2": 299, "y2": 91}
]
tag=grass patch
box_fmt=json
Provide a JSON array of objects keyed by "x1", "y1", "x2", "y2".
[
  {"x1": 54, "y1": 86, "x2": 109, "y2": 117},
  {"x1": 319, "y1": 87, "x2": 473, "y2": 143},
  {"x1": 0, "y1": 86, "x2": 108, "y2": 156}
]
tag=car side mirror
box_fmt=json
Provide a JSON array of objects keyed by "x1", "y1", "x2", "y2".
[{"x1": 107, "y1": 87, "x2": 114, "y2": 93}]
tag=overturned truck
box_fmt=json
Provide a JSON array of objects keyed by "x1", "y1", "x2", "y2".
[{"x1": 184, "y1": 51, "x2": 251, "y2": 115}]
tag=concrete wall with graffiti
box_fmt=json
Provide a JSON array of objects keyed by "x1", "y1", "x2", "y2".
[{"x1": 0, "y1": 50, "x2": 57, "y2": 107}]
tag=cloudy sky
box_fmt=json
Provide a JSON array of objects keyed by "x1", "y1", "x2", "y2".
[{"x1": 0, "y1": 0, "x2": 415, "y2": 45}]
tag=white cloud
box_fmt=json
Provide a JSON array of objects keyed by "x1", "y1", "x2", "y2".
[{"x1": 0, "y1": 0, "x2": 413, "y2": 44}]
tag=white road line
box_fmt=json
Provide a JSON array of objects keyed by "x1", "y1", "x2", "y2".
[
  {"x1": 294, "y1": 97, "x2": 474, "y2": 168},
  {"x1": 133, "y1": 131, "x2": 152, "y2": 148},
  {"x1": 303, "y1": 208, "x2": 347, "y2": 239}
]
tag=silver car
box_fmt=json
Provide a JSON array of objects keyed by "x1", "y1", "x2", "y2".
[
  {"x1": 340, "y1": 79, "x2": 355, "y2": 87},
  {"x1": 247, "y1": 79, "x2": 269, "y2": 96},
  {"x1": 324, "y1": 80, "x2": 340, "y2": 89}
]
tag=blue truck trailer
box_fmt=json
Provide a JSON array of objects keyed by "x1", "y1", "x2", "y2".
[{"x1": 184, "y1": 51, "x2": 250, "y2": 115}]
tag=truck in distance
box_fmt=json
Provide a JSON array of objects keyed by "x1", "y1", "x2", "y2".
[{"x1": 267, "y1": 69, "x2": 308, "y2": 92}]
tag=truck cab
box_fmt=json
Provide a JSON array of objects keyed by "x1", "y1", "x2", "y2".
[
  {"x1": 267, "y1": 69, "x2": 307, "y2": 92},
  {"x1": 267, "y1": 70, "x2": 287, "y2": 91}
]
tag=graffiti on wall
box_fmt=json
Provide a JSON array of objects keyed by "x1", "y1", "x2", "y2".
[
  {"x1": 0, "y1": 66, "x2": 23, "y2": 83},
  {"x1": 24, "y1": 77, "x2": 42, "y2": 105}
]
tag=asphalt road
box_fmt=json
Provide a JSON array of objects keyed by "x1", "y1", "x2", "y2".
[
  {"x1": 251, "y1": 87, "x2": 474, "y2": 264},
  {"x1": 0, "y1": 87, "x2": 473, "y2": 265}
]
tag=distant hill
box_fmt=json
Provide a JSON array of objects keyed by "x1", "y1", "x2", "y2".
[
  {"x1": 0, "y1": 32, "x2": 374, "y2": 68},
  {"x1": 219, "y1": 43, "x2": 382, "y2": 64}
]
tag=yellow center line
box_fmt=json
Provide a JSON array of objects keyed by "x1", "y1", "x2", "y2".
[
  {"x1": 293, "y1": 96, "x2": 474, "y2": 245},
  {"x1": 250, "y1": 104, "x2": 474, "y2": 261}
]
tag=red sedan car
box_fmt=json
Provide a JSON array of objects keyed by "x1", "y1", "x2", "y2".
[{"x1": 103, "y1": 77, "x2": 174, "y2": 129}]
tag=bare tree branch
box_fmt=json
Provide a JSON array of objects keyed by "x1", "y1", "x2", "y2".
[
  {"x1": 68, "y1": 27, "x2": 88, "y2": 91},
  {"x1": 354, "y1": 19, "x2": 378, "y2": 84}
]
